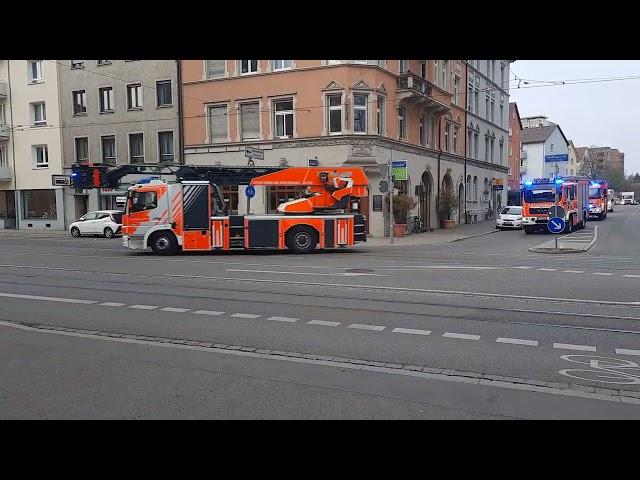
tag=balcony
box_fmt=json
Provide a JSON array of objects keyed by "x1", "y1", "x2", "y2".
[
  {"x1": 0, "y1": 80, "x2": 7, "y2": 99},
  {"x1": 521, "y1": 149, "x2": 527, "y2": 159},
  {"x1": 0, "y1": 125, "x2": 9, "y2": 141},
  {"x1": 0, "y1": 165, "x2": 11, "y2": 181},
  {"x1": 396, "y1": 72, "x2": 451, "y2": 114},
  {"x1": 520, "y1": 159, "x2": 527, "y2": 173}
]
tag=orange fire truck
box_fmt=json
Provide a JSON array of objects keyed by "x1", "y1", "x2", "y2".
[
  {"x1": 587, "y1": 179, "x2": 609, "y2": 220},
  {"x1": 69, "y1": 163, "x2": 368, "y2": 254},
  {"x1": 521, "y1": 176, "x2": 590, "y2": 234}
]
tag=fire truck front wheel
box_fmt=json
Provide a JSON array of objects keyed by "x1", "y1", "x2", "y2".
[
  {"x1": 286, "y1": 226, "x2": 318, "y2": 254},
  {"x1": 149, "y1": 231, "x2": 178, "y2": 255}
]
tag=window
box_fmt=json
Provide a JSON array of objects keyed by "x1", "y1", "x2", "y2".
[
  {"x1": 32, "y1": 102, "x2": 46, "y2": 126},
  {"x1": 490, "y1": 138, "x2": 495, "y2": 163},
  {"x1": 484, "y1": 178, "x2": 489, "y2": 200},
  {"x1": 377, "y1": 96, "x2": 385, "y2": 135},
  {"x1": 327, "y1": 95, "x2": 342, "y2": 134},
  {"x1": 485, "y1": 97, "x2": 489, "y2": 120},
  {"x1": 240, "y1": 60, "x2": 258, "y2": 74},
  {"x1": 101, "y1": 135, "x2": 116, "y2": 165},
  {"x1": 208, "y1": 105, "x2": 228, "y2": 142},
  {"x1": 267, "y1": 186, "x2": 306, "y2": 213},
  {"x1": 97, "y1": 60, "x2": 111, "y2": 66},
  {"x1": 353, "y1": 94, "x2": 367, "y2": 133},
  {"x1": 33, "y1": 145, "x2": 48, "y2": 168},
  {"x1": 441, "y1": 60, "x2": 448, "y2": 90},
  {"x1": 99, "y1": 87, "x2": 114, "y2": 113},
  {"x1": 129, "y1": 133, "x2": 144, "y2": 164},
  {"x1": 444, "y1": 123, "x2": 450, "y2": 152},
  {"x1": 474, "y1": 88, "x2": 479, "y2": 113},
  {"x1": 467, "y1": 130, "x2": 473, "y2": 157},
  {"x1": 466, "y1": 176, "x2": 471, "y2": 201},
  {"x1": 399, "y1": 60, "x2": 408, "y2": 74},
  {"x1": 130, "y1": 191, "x2": 157, "y2": 213},
  {"x1": 499, "y1": 141, "x2": 504, "y2": 165},
  {"x1": 74, "y1": 137, "x2": 88, "y2": 162},
  {"x1": 500, "y1": 104, "x2": 504, "y2": 127},
  {"x1": 22, "y1": 190, "x2": 56, "y2": 219},
  {"x1": 127, "y1": 84, "x2": 143, "y2": 110},
  {"x1": 29, "y1": 60, "x2": 43, "y2": 82},
  {"x1": 453, "y1": 76, "x2": 460, "y2": 105},
  {"x1": 509, "y1": 127, "x2": 512, "y2": 136},
  {"x1": 398, "y1": 106, "x2": 406, "y2": 139},
  {"x1": 491, "y1": 60, "x2": 496, "y2": 81},
  {"x1": 467, "y1": 85, "x2": 474, "y2": 112},
  {"x1": 0, "y1": 145, "x2": 7, "y2": 167},
  {"x1": 419, "y1": 115, "x2": 425, "y2": 146},
  {"x1": 0, "y1": 104, "x2": 4, "y2": 126},
  {"x1": 485, "y1": 137, "x2": 489, "y2": 162},
  {"x1": 491, "y1": 99, "x2": 495, "y2": 123},
  {"x1": 550, "y1": 143, "x2": 555, "y2": 152},
  {"x1": 486, "y1": 60, "x2": 490, "y2": 78},
  {"x1": 474, "y1": 133, "x2": 479, "y2": 160},
  {"x1": 272, "y1": 60, "x2": 292, "y2": 71},
  {"x1": 71, "y1": 60, "x2": 85, "y2": 69},
  {"x1": 158, "y1": 131, "x2": 174, "y2": 162},
  {"x1": 156, "y1": 80, "x2": 172, "y2": 107},
  {"x1": 222, "y1": 186, "x2": 239, "y2": 214},
  {"x1": 72, "y1": 90, "x2": 87, "y2": 115},
  {"x1": 240, "y1": 102, "x2": 260, "y2": 140},
  {"x1": 206, "y1": 60, "x2": 226, "y2": 79},
  {"x1": 473, "y1": 177, "x2": 478, "y2": 201},
  {"x1": 453, "y1": 125, "x2": 459, "y2": 154},
  {"x1": 500, "y1": 63, "x2": 506, "y2": 87},
  {"x1": 509, "y1": 145, "x2": 513, "y2": 157},
  {"x1": 274, "y1": 99, "x2": 294, "y2": 139},
  {"x1": 420, "y1": 61, "x2": 426, "y2": 79}
]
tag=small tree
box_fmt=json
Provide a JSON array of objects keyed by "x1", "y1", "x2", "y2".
[
  {"x1": 438, "y1": 190, "x2": 459, "y2": 221},
  {"x1": 391, "y1": 193, "x2": 417, "y2": 224}
]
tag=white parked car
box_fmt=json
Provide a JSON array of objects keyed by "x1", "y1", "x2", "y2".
[
  {"x1": 496, "y1": 206, "x2": 523, "y2": 230},
  {"x1": 70, "y1": 210, "x2": 123, "y2": 238}
]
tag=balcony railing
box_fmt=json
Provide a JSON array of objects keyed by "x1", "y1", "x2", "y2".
[
  {"x1": 0, "y1": 165, "x2": 11, "y2": 181},
  {"x1": 0, "y1": 125, "x2": 9, "y2": 141},
  {"x1": 397, "y1": 73, "x2": 430, "y2": 96},
  {"x1": 0, "y1": 80, "x2": 7, "y2": 99}
]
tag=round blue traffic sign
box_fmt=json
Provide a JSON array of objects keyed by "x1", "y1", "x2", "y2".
[
  {"x1": 548, "y1": 217, "x2": 566, "y2": 234},
  {"x1": 245, "y1": 185, "x2": 256, "y2": 198}
]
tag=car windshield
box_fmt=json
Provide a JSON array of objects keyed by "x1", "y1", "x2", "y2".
[
  {"x1": 501, "y1": 207, "x2": 522, "y2": 215},
  {"x1": 524, "y1": 189, "x2": 555, "y2": 203},
  {"x1": 589, "y1": 187, "x2": 603, "y2": 199}
]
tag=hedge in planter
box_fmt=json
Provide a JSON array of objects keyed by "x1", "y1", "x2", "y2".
[
  {"x1": 388, "y1": 193, "x2": 417, "y2": 225},
  {"x1": 438, "y1": 190, "x2": 459, "y2": 223}
]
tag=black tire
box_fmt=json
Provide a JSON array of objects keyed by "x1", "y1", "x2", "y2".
[
  {"x1": 286, "y1": 226, "x2": 318, "y2": 254},
  {"x1": 70, "y1": 227, "x2": 81, "y2": 238},
  {"x1": 524, "y1": 226, "x2": 533, "y2": 235},
  {"x1": 563, "y1": 216, "x2": 573, "y2": 234},
  {"x1": 103, "y1": 227, "x2": 114, "y2": 238},
  {"x1": 149, "y1": 231, "x2": 178, "y2": 255}
]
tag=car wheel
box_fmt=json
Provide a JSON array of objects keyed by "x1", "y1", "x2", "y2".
[
  {"x1": 149, "y1": 231, "x2": 178, "y2": 255},
  {"x1": 286, "y1": 226, "x2": 318, "y2": 254},
  {"x1": 103, "y1": 227, "x2": 114, "y2": 238},
  {"x1": 71, "y1": 227, "x2": 81, "y2": 238}
]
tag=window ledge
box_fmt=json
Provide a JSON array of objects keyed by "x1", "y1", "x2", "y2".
[
  {"x1": 127, "y1": 108, "x2": 143, "y2": 112},
  {"x1": 33, "y1": 166, "x2": 49, "y2": 170},
  {"x1": 157, "y1": 104, "x2": 173, "y2": 109},
  {"x1": 29, "y1": 80, "x2": 45, "y2": 85},
  {"x1": 100, "y1": 111, "x2": 115, "y2": 115},
  {"x1": 73, "y1": 113, "x2": 87, "y2": 117}
]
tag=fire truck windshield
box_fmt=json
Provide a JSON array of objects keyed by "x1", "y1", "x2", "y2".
[
  {"x1": 129, "y1": 191, "x2": 158, "y2": 213},
  {"x1": 524, "y1": 189, "x2": 555, "y2": 203},
  {"x1": 589, "y1": 187, "x2": 603, "y2": 199}
]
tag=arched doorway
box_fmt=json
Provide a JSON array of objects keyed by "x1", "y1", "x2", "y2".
[
  {"x1": 458, "y1": 182, "x2": 464, "y2": 224},
  {"x1": 420, "y1": 171, "x2": 433, "y2": 230}
]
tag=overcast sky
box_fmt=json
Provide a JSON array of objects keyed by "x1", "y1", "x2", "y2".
[{"x1": 509, "y1": 60, "x2": 639, "y2": 175}]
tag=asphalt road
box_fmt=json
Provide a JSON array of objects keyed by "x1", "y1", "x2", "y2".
[{"x1": 1, "y1": 205, "x2": 640, "y2": 419}]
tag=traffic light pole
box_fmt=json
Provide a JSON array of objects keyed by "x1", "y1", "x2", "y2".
[{"x1": 389, "y1": 161, "x2": 394, "y2": 245}]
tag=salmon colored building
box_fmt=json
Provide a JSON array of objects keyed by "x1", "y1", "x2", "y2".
[
  {"x1": 508, "y1": 102, "x2": 523, "y2": 192},
  {"x1": 180, "y1": 60, "x2": 508, "y2": 236}
]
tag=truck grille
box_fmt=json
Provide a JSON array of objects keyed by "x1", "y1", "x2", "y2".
[{"x1": 529, "y1": 207, "x2": 549, "y2": 215}]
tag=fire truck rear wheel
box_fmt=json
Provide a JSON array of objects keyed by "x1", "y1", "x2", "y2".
[
  {"x1": 286, "y1": 227, "x2": 318, "y2": 254},
  {"x1": 149, "y1": 231, "x2": 178, "y2": 255}
]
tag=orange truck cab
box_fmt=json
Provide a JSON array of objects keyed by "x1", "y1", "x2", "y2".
[
  {"x1": 587, "y1": 180, "x2": 609, "y2": 220},
  {"x1": 521, "y1": 176, "x2": 590, "y2": 234},
  {"x1": 121, "y1": 166, "x2": 369, "y2": 255}
]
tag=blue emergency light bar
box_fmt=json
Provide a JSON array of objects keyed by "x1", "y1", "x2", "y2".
[{"x1": 136, "y1": 176, "x2": 160, "y2": 184}]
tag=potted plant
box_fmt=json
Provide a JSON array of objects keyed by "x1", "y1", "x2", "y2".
[
  {"x1": 391, "y1": 193, "x2": 417, "y2": 237},
  {"x1": 439, "y1": 190, "x2": 459, "y2": 229}
]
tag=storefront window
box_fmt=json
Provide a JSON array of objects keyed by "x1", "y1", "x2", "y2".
[
  {"x1": 22, "y1": 190, "x2": 57, "y2": 219},
  {"x1": 267, "y1": 186, "x2": 306, "y2": 213}
]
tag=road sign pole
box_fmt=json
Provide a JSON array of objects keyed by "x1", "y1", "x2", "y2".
[
  {"x1": 389, "y1": 161, "x2": 394, "y2": 245},
  {"x1": 555, "y1": 190, "x2": 559, "y2": 249}
]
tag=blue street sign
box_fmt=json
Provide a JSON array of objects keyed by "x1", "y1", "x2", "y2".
[
  {"x1": 245, "y1": 185, "x2": 256, "y2": 198},
  {"x1": 548, "y1": 217, "x2": 565, "y2": 234},
  {"x1": 544, "y1": 154, "x2": 569, "y2": 163}
]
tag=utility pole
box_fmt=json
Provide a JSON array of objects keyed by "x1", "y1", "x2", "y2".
[{"x1": 389, "y1": 158, "x2": 394, "y2": 245}]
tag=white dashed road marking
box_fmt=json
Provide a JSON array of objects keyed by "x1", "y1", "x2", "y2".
[
  {"x1": 193, "y1": 310, "x2": 224, "y2": 316},
  {"x1": 622, "y1": 275, "x2": 640, "y2": 278},
  {"x1": 231, "y1": 313, "x2": 261, "y2": 319},
  {"x1": 307, "y1": 320, "x2": 341, "y2": 327},
  {"x1": 99, "y1": 302, "x2": 126, "y2": 307},
  {"x1": 553, "y1": 343, "x2": 597, "y2": 352},
  {"x1": 0, "y1": 292, "x2": 97, "y2": 304},
  {"x1": 129, "y1": 304, "x2": 158, "y2": 310},
  {"x1": 348, "y1": 323, "x2": 386, "y2": 331},
  {"x1": 537, "y1": 268, "x2": 557, "y2": 272},
  {"x1": 615, "y1": 348, "x2": 640, "y2": 357},
  {"x1": 563, "y1": 270, "x2": 584, "y2": 274},
  {"x1": 267, "y1": 316, "x2": 298, "y2": 323},
  {"x1": 160, "y1": 307, "x2": 190, "y2": 313},
  {"x1": 392, "y1": 328, "x2": 432, "y2": 336},
  {"x1": 443, "y1": 332, "x2": 481, "y2": 341},
  {"x1": 496, "y1": 337, "x2": 539, "y2": 346},
  {"x1": 592, "y1": 272, "x2": 614, "y2": 276}
]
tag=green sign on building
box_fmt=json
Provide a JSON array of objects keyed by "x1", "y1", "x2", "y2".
[{"x1": 392, "y1": 161, "x2": 407, "y2": 181}]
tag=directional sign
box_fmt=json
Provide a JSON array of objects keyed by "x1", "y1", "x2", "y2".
[
  {"x1": 548, "y1": 217, "x2": 565, "y2": 234},
  {"x1": 245, "y1": 147, "x2": 264, "y2": 160},
  {"x1": 308, "y1": 158, "x2": 319, "y2": 167},
  {"x1": 548, "y1": 206, "x2": 565, "y2": 218},
  {"x1": 245, "y1": 185, "x2": 256, "y2": 198},
  {"x1": 545, "y1": 154, "x2": 569, "y2": 163}
]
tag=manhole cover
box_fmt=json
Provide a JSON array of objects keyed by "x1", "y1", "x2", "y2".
[{"x1": 346, "y1": 268, "x2": 375, "y2": 273}]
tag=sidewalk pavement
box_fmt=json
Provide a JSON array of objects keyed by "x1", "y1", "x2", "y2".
[
  {"x1": 0, "y1": 229, "x2": 69, "y2": 239},
  {"x1": 363, "y1": 221, "x2": 499, "y2": 248},
  {"x1": 528, "y1": 225, "x2": 597, "y2": 254}
]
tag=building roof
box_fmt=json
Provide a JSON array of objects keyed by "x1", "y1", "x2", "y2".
[
  {"x1": 575, "y1": 147, "x2": 589, "y2": 160},
  {"x1": 521, "y1": 124, "x2": 570, "y2": 147}
]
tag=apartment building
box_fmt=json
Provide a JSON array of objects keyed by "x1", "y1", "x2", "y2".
[
  {"x1": 520, "y1": 116, "x2": 570, "y2": 182},
  {"x1": 181, "y1": 60, "x2": 509, "y2": 237},
  {"x1": 567, "y1": 140, "x2": 577, "y2": 176},
  {"x1": 464, "y1": 60, "x2": 511, "y2": 218},
  {"x1": 0, "y1": 60, "x2": 66, "y2": 230},
  {"x1": 58, "y1": 60, "x2": 179, "y2": 222},
  {"x1": 507, "y1": 102, "x2": 523, "y2": 192}
]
